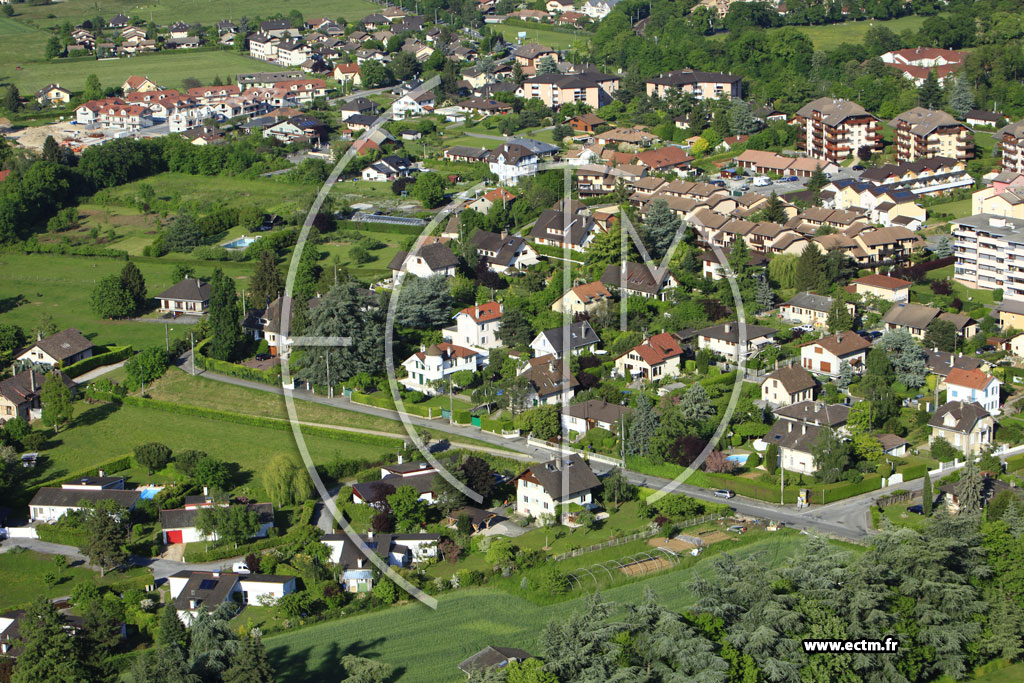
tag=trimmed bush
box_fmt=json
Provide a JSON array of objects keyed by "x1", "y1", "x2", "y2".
[{"x1": 63, "y1": 345, "x2": 133, "y2": 378}]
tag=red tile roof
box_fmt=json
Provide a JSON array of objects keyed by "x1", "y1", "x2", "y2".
[
  {"x1": 851, "y1": 274, "x2": 912, "y2": 290},
  {"x1": 946, "y1": 368, "x2": 996, "y2": 391},
  {"x1": 626, "y1": 332, "x2": 683, "y2": 366},
  {"x1": 458, "y1": 302, "x2": 502, "y2": 323}
]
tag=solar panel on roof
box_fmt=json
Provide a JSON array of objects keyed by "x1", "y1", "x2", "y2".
[{"x1": 198, "y1": 579, "x2": 219, "y2": 590}]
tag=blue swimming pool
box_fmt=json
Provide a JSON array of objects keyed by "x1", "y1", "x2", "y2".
[
  {"x1": 726, "y1": 454, "x2": 749, "y2": 465},
  {"x1": 222, "y1": 235, "x2": 260, "y2": 249},
  {"x1": 137, "y1": 486, "x2": 163, "y2": 500}
]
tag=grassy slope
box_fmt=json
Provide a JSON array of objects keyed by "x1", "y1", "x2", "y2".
[
  {"x1": 35, "y1": 401, "x2": 396, "y2": 497},
  {"x1": 708, "y1": 16, "x2": 929, "y2": 50},
  {"x1": 0, "y1": 252, "x2": 252, "y2": 348},
  {"x1": 492, "y1": 23, "x2": 590, "y2": 50},
  {"x1": 0, "y1": 549, "x2": 149, "y2": 611},
  {"x1": 265, "y1": 533, "x2": 812, "y2": 683}
]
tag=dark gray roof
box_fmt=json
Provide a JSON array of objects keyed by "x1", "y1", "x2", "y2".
[
  {"x1": 928, "y1": 401, "x2": 990, "y2": 433},
  {"x1": 471, "y1": 231, "x2": 531, "y2": 268},
  {"x1": 382, "y1": 461, "x2": 435, "y2": 475},
  {"x1": 882, "y1": 302, "x2": 940, "y2": 330},
  {"x1": 564, "y1": 399, "x2": 630, "y2": 424},
  {"x1": 0, "y1": 370, "x2": 73, "y2": 406},
  {"x1": 774, "y1": 401, "x2": 848, "y2": 427},
  {"x1": 600, "y1": 262, "x2": 673, "y2": 296},
  {"x1": 763, "y1": 419, "x2": 823, "y2": 454},
  {"x1": 159, "y1": 503, "x2": 274, "y2": 530},
  {"x1": 352, "y1": 473, "x2": 437, "y2": 501},
  {"x1": 29, "y1": 487, "x2": 141, "y2": 509},
  {"x1": 924, "y1": 349, "x2": 983, "y2": 377},
  {"x1": 27, "y1": 328, "x2": 93, "y2": 361},
  {"x1": 173, "y1": 571, "x2": 239, "y2": 612},
  {"x1": 156, "y1": 277, "x2": 211, "y2": 302},
  {"x1": 387, "y1": 243, "x2": 459, "y2": 273},
  {"x1": 696, "y1": 322, "x2": 777, "y2": 343},
  {"x1": 535, "y1": 321, "x2": 598, "y2": 354},
  {"x1": 530, "y1": 209, "x2": 594, "y2": 247},
  {"x1": 518, "y1": 454, "x2": 599, "y2": 499},
  {"x1": 783, "y1": 292, "x2": 835, "y2": 314},
  {"x1": 458, "y1": 646, "x2": 534, "y2": 674},
  {"x1": 446, "y1": 145, "x2": 488, "y2": 159}
]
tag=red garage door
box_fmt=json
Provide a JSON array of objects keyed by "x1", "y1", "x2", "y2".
[{"x1": 166, "y1": 530, "x2": 184, "y2": 544}]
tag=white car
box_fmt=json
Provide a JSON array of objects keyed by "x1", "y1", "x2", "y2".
[
  {"x1": 231, "y1": 561, "x2": 251, "y2": 575},
  {"x1": 753, "y1": 176, "x2": 771, "y2": 187}
]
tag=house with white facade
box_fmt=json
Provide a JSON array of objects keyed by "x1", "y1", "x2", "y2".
[
  {"x1": 695, "y1": 322, "x2": 777, "y2": 361},
  {"x1": 520, "y1": 355, "x2": 580, "y2": 406},
  {"x1": 443, "y1": 302, "x2": 503, "y2": 353},
  {"x1": 352, "y1": 461, "x2": 438, "y2": 506},
  {"x1": 799, "y1": 332, "x2": 871, "y2": 377},
  {"x1": 362, "y1": 155, "x2": 415, "y2": 181},
  {"x1": 779, "y1": 292, "x2": 855, "y2": 330},
  {"x1": 761, "y1": 365, "x2": 818, "y2": 407},
  {"x1": 159, "y1": 502, "x2": 275, "y2": 544},
  {"x1": 515, "y1": 454, "x2": 600, "y2": 519},
  {"x1": 169, "y1": 570, "x2": 297, "y2": 623},
  {"x1": 15, "y1": 328, "x2": 93, "y2": 368},
  {"x1": 393, "y1": 90, "x2": 435, "y2": 118},
  {"x1": 470, "y1": 230, "x2": 540, "y2": 273},
  {"x1": 29, "y1": 478, "x2": 139, "y2": 523},
  {"x1": 486, "y1": 139, "x2": 558, "y2": 185},
  {"x1": 321, "y1": 531, "x2": 440, "y2": 592},
  {"x1": 614, "y1": 332, "x2": 684, "y2": 380},
  {"x1": 945, "y1": 368, "x2": 1001, "y2": 415},
  {"x1": 530, "y1": 321, "x2": 599, "y2": 359},
  {"x1": 562, "y1": 400, "x2": 630, "y2": 436},
  {"x1": 387, "y1": 243, "x2": 459, "y2": 280},
  {"x1": 400, "y1": 343, "x2": 482, "y2": 395},
  {"x1": 550, "y1": 281, "x2": 613, "y2": 315}
]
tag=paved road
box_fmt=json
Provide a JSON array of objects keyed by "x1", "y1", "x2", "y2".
[{"x1": 73, "y1": 360, "x2": 126, "y2": 385}]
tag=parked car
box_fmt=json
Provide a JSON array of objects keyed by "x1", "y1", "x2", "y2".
[
  {"x1": 255, "y1": 353, "x2": 271, "y2": 361},
  {"x1": 785, "y1": 175, "x2": 799, "y2": 182},
  {"x1": 865, "y1": 330, "x2": 883, "y2": 340},
  {"x1": 907, "y1": 505, "x2": 924, "y2": 515},
  {"x1": 710, "y1": 180, "x2": 727, "y2": 187},
  {"x1": 852, "y1": 165, "x2": 866, "y2": 171},
  {"x1": 726, "y1": 525, "x2": 747, "y2": 533},
  {"x1": 792, "y1": 324, "x2": 813, "y2": 334},
  {"x1": 231, "y1": 561, "x2": 251, "y2": 574},
  {"x1": 713, "y1": 489, "x2": 735, "y2": 499}
]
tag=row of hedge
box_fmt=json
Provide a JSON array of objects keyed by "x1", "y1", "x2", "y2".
[
  {"x1": 338, "y1": 220, "x2": 424, "y2": 236},
  {"x1": 117, "y1": 395, "x2": 404, "y2": 449},
  {"x1": 13, "y1": 454, "x2": 136, "y2": 510},
  {"x1": 192, "y1": 340, "x2": 281, "y2": 386},
  {"x1": 63, "y1": 345, "x2": 133, "y2": 379},
  {"x1": 21, "y1": 241, "x2": 130, "y2": 259},
  {"x1": 35, "y1": 525, "x2": 92, "y2": 547}
]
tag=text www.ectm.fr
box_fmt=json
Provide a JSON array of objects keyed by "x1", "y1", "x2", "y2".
[{"x1": 803, "y1": 638, "x2": 900, "y2": 653}]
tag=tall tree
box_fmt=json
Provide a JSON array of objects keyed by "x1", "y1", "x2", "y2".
[
  {"x1": 948, "y1": 73, "x2": 975, "y2": 119},
  {"x1": 758, "y1": 191, "x2": 787, "y2": 224},
  {"x1": 811, "y1": 427, "x2": 852, "y2": 483},
  {"x1": 82, "y1": 74, "x2": 103, "y2": 101},
  {"x1": 249, "y1": 250, "x2": 283, "y2": 309},
  {"x1": 40, "y1": 371, "x2": 73, "y2": 432},
  {"x1": 918, "y1": 68, "x2": 943, "y2": 109},
  {"x1": 80, "y1": 498, "x2": 129, "y2": 576},
  {"x1": 134, "y1": 442, "x2": 172, "y2": 475},
  {"x1": 497, "y1": 307, "x2": 533, "y2": 348},
  {"x1": 678, "y1": 383, "x2": 715, "y2": 423},
  {"x1": 641, "y1": 198, "x2": 681, "y2": 259},
  {"x1": 922, "y1": 470, "x2": 933, "y2": 516},
  {"x1": 11, "y1": 596, "x2": 88, "y2": 683},
  {"x1": 625, "y1": 393, "x2": 658, "y2": 459},
  {"x1": 262, "y1": 453, "x2": 312, "y2": 507},
  {"x1": 879, "y1": 329, "x2": 927, "y2": 387},
  {"x1": 119, "y1": 262, "x2": 148, "y2": 315},
  {"x1": 827, "y1": 299, "x2": 853, "y2": 332},
  {"x1": 924, "y1": 318, "x2": 957, "y2": 352},
  {"x1": 956, "y1": 460, "x2": 983, "y2": 515},
  {"x1": 754, "y1": 271, "x2": 774, "y2": 312},
  {"x1": 222, "y1": 631, "x2": 275, "y2": 683},
  {"x1": 387, "y1": 485, "x2": 428, "y2": 532},
  {"x1": 795, "y1": 241, "x2": 825, "y2": 291},
  {"x1": 207, "y1": 269, "x2": 243, "y2": 361},
  {"x1": 90, "y1": 275, "x2": 135, "y2": 319},
  {"x1": 729, "y1": 98, "x2": 759, "y2": 134},
  {"x1": 156, "y1": 602, "x2": 188, "y2": 649},
  {"x1": 536, "y1": 55, "x2": 558, "y2": 74},
  {"x1": 395, "y1": 274, "x2": 455, "y2": 329},
  {"x1": 807, "y1": 164, "x2": 828, "y2": 192},
  {"x1": 293, "y1": 282, "x2": 384, "y2": 384}
]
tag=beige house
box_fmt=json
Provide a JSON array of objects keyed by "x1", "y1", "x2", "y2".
[
  {"x1": 760, "y1": 366, "x2": 818, "y2": 407},
  {"x1": 614, "y1": 332, "x2": 684, "y2": 381},
  {"x1": 846, "y1": 274, "x2": 912, "y2": 302},
  {"x1": 779, "y1": 292, "x2": 855, "y2": 329},
  {"x1": 928, "y1": 401, "x2": 994, "y2": 456},
  {"x1": 795, "y1": 97, "x2": 882, "y2": 164},
  {"x1": 15, "y1": 329, "x2": 93, "y2": 368},
  {"x1": 0, "y1": 370, "x2": 74, "y2": 424},
  {"x1": 644, "y1": 69, "x2": 741, "y2": 100},
  {"x1": 515, "y1": 454, "x2": 600, "y2": 520},
  {"x1": 997, "y1": 300, "x2": 1024, "y2": 330},
  {"x1": 550, "y1": 281, "x2": 613, "y2": 315},
  {"x1": 516, "y1": 72, "x2": 620, "y2": 109},
  {"x1": 882, "y1": 303, "x2": 977, "y2": 340},
  {"x1": 121, "y1": 75, "x2": 161, "y2": 93},
  {"x1": 156, "y1": 277, "x2": 212, "y2": 315},
  {"x1": 800, "y1": 332, "x2": 871, "y2": 377}
]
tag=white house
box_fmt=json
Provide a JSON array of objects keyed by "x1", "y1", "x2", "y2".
[
  {"x1": 945, "y1": 368, "x2": 1001, "y2": 416},
  {"x1": 529, "y1": 321, "x2": 599, "y2": 359},
  {"x1": 387, "y1": 243, "x2": 459, "y2": 280},
  {"x1": 562, "y1": 399, "x2": 630, "y2": 436},
  {"x1": 28, "y1": 478, "x2": 139, "y2": 523},
  {"x1": 155, "y1": 277, "x2": 212, "y2": 315},
  {"x1": 15, "y1": 328, "x2": 93, "y2": 368},
  {"x1": 400, "y1": 342, "x2": 482, "y2": 395},
  {"x1": 487, "y1": 142, "x2": 538, "y2": 185},
  {"x1": 695, "y1": 322, "x2": 777, "y2": 361},
  {"x1": 515, "y1": 454, "x2": 601, "y2": 520},
  {"x1": 760, "y1": 365, "x2": 818, "y2": 407},
  {"x1": 928, "y1": 401, "x2": 994, "y2": 456},
  {"x1": 779, "y1": 292, "x2": 855, "y2": 330},
  {"x1": 614, "y1": 332, "x2": 684, "y2": 380},
  {"x1": 521, "y1": 355, "x2": 580, "y2": 406},
  {"x1": 169, "y1": 570, "x2": 297, "y2": 624},
  {"x1": 443, "y1": 302, "x2": 504, "y2": 353},
  {"x1": 582, "y1": 0, "x2": 620, "y2": 18},
  {"x1": 763, "y1": 419, "x2": 823, "y2": 476},
  {"x1": 361, "y1": 155, "x2": 414, "y2": 181},
  {"x1": 321, "y1": 531, "x2": 440, "y2": 592},
  {"x1": 392, "y1": 90, "x2": 435, "y2": 119},
  {"x1": 799, "y1": 332, "x2": 871, "y2": 377},
  {"x1": 470, "y1": 231, "x2": 540, "y2": 273}
]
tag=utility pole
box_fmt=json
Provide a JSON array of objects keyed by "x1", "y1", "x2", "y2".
[
  {"x1": 449, "y1": 373, "x2": 453, "y2": 425},
  {"x1": 165, "y1": 324, "x2": 170, "y2": 351},
  {"x1": 780, "y1": 456, "x2": 785, "y2": 505},
  {"x1": 190, "y1": 332, "x2": 195, "y2": 376},
  {"x1": 326, "y1": 352, "x2": 332, "y2": 398}
]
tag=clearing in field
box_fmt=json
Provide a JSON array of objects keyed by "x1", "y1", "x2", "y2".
[
  {"x1": 492, "y1": 22, "x2": 591, "y2": 50},
  {"x1": 648, "y1": 536, "x2": 696, "y2": 552},
  {"x1": 618, "y1": 555, "x2": 675, "y2": 576}
]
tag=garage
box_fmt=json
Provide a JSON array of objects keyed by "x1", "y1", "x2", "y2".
[{"x1": 165, "y1": 529, "x2": 183, "y2": 544}]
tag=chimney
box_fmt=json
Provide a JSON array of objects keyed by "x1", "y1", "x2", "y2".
[
  {"x1": 397, "y1": 453, "x2": 404, "y2": 465},
  {"x1": 212, "y1": 571, "x2": 219, "y2": 578},
  {"x1": 802, "y1": 424, "x2": 807, "y2": 435},
  {"x1": 29, "y1": 371, "x2": 36, "y2": 393},
  {"x1": 203, "y1": 486, "x2": 208, "y2": 497},
  {"x1": 367, "y1": 530, "x2": 374, "y2": 539},
  {"x1": 836, "y1": 333, "x2": 842, "y2": 344},
  {"x1": 98, "y1": 469, "x2": 104, "y2": 477},
  {"x1": 725, "y1": 323, "x2": 732, "y2": 333},
  {"x1": 357, "y1": 557, "x2": 364, "y2": 568},
  {"x1": 788, "y1": 422, "x2": 793, "y2": 432},
  {"x1": 37, "y1": 331, "x2": 42, "y2": 341}
]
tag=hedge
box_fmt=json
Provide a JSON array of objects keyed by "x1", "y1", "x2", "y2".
[
  {"x1": 193, "y1": 339, "x2": 281, "y2": 386},
  {"x1": 118, "y1": 396, "x2": 404, "y2": 448},
  {"x1": 453, "y1": 409, "x2": 472, "y2": 425},
  {"x1": 182, "y1": 535, "x2": 287, "y2": 563},
  {"x1": 896, "y1": 463, "x2": 928, "y2": 481},
  {"x1": 480, "y1": 416, "x2": 514, "y2": 433},
  {"x1": 22, "y1": 242, "x2": 129, "y2": 259},
  {"x1": 63, "y1": 345, "x2": 133, "y2": 379},
  {"x1": 350, "y1": 391, "x2": 443, "y2": 418},
  {"x1": 338, "y1": 220, "x2": 424, "y2": 236},
  {"x1": 35, "y1": 525, "x2": 92, "y2": 547}
]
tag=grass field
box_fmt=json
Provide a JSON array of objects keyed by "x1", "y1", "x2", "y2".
[
  {"x1": 264, "y1": 533, "x2": 813, "y2": 683},
  {"x1": 0, "y1": 252, "x2": 254, "y2": 349},
  {"x1": 492, "y1": 23, "x2": 591, "y2": 50},
  {"x1": 0, "y1": 548, "x2": 149, "y2": 612},
  {"x1": 111, "y1": 173, "x2": 318, "y2": 219},
  {"x1": 709, "y1": 16, "x2": 930, "y2": 49},
  {"x1": 34, "y1": 400, "x2": 398, "y2": 497}
]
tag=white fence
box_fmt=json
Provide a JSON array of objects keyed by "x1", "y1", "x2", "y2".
[{"x1": 4, "y1": 526, "x2": 38, "y2": 539}]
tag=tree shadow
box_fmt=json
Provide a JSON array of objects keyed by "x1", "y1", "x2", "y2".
[
  {"x1": 0, "y1": 295, "x2": 26, "y2": 314},
  {"x1": 268, "y1": 637, "x2": 390, "y2": 681},
  {"x1": 72, "y1": 401, "x2": 121, "y2": 429},
  {"x1": 226, "y1": 462, "x2": 250, "y2": 488}
]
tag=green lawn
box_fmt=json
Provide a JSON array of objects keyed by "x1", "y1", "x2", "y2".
[
  {"x1": 927, "y1": 197, "x2": 972, "y2": 221},
  {"x1": 0, "y1": 252, "x2": 253, "y2": 349},
  {"x1": 264, "y1": 533, "x2": 813, "y2": 683},
  {"x1": 0, "y1": 548, "x2": 149, "y2": 612},
  {"x1": 492, "y1": 23, "x2": 591, "y2": 50},
  {"x1": 32, "y1": 401, "x2": 398, "y2": 499},
  {"x1": 785, "y1": 16, "x2": 929, "y2": 49},
  {"x1": 111, "y1": 173, "x2": 318, "y2": 218},
  {"x1": 872, "y1": 502, "x2": 932, "y2": 531}
]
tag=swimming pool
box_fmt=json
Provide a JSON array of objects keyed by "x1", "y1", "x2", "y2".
[
  {"x1": 222, "y1": 235, "x2": 260, "y2": 250},
  {"x1": 726, "y1": 454, "x2": 749, "y2": 465},
  {"x1": 137, "y1": 486, "x2": 164, "y2": 500}
]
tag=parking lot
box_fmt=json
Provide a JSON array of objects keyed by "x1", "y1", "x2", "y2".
[{"x1": 719, "y1": 166, "x2": 866, "y2": 197}]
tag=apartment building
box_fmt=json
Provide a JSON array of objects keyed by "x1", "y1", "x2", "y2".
[
  {"x1": 890, "y1": 107, "x2": 973, "y2": 162},
  {"x1": 997, "y1": 120, "x2": 1024, "y2": 175},
  {"x1": 795, "y1": 97, "x2": 882, "y2": 164},
  {"x1": 644, "y1": 69, "x2": 742, "y2": 100},
  {"x1": 953, "y1": 213, "x2": 1024, "y2": 300},
  {"x1": 516, "y1": 72, "x2": 620, "y2": 109}
]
